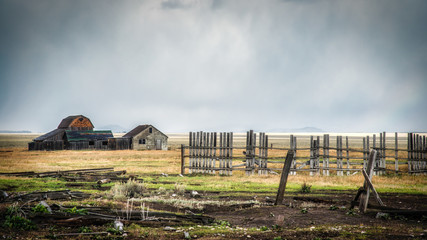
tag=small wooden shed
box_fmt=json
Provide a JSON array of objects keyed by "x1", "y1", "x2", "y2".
[{"x1": 123, "y1": 125, "x2": 168, "y2": 150}]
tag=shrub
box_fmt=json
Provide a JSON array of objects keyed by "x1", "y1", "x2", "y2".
[
  {"x1": 32, "y1": 204, "x2": 49, "y2": 214},
  {"x1": 63, "y1": 206, "x2": 88, "y2": 215},
  {"x1": 260, "y1": 226, "x2": 269, "y2": 231},
  {"x1": 110, "y1": 179, "x2": 146, "y2": 199},
  {"x1": 3, "y1": 215, "x2": 36, "y2": 230},
  {"x1": 329, "y1": 205, "x2": 338, "y2": 211},
  {"x1": 300, "y1": 182, "x2": 312, "y2": 193},
  {"x1": 174, "y1": 183, "x2": 186, "y2": 194},
  {"x1": 3, "y1": 204, "x2": 35, "y2": 230}
]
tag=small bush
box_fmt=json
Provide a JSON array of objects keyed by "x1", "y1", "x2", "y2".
[
  {"x1": 346, "y1": 209, "x2": 356, "y2": 216},
  {"x1": 79, "y1": 226, "x2": 91, "y2": 233},
  {"x1": 32, "y1": 204, "x2": 49, "y2": 214},
  {"x1": 110, "y1": 179, "x2": 146, "y2": 199},
  {"x1": 3, "y1": 215, "x2": 36, "y2": 230},
  {"x1": 301, "y1": 208, "x2": 308, "y2": 214},
  {"x1": 63, "y1": 206, "x2": 88, "y2": 215},
  {"x1": 260, "y1": 226, "x2": 269, "y2": 231},
  {"x1": 174, "y1": 183, "x2": 186, "y2": 194},
  {"x1": 300, "y1": 182, "x2": 312, "y2": 193},
  {"x1": 329, "y1": 205, "x2": 338, "y2": 211}
]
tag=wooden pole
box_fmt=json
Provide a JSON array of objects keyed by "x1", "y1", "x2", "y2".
[
  {"x1": 361, "y1": 168, "x2": 384, "y2": 206},
  {"x1": 181, "y1": 144, "x2": 185, "y2": 175},
  {"x1": 359, "y1": 149, "x2": 378, "y2": 213},
  {"x1": 346, "y1": 136, "x2": 350, "y2": 175},
  {"x1": 395, "y1": 132, "x2": 399, "y2": 172},
  {"x1": 189, "y1": 132, "x2": 193, "y2": 174},
  {"x1": 213, "y1": 132, "x2": 217, "y2": 174},
  {"x1": 383, "y1": 131, "x2": 386, "y2": 175},
  {"x1": 274, "y1": 151, "x2": 295, "y2": 205},
  {"x1": 309, "y1": 136, "x2": 314, "y2": 176},
  {"x1": 408, "y1": 133, "x2": 412, "y2": 173}
]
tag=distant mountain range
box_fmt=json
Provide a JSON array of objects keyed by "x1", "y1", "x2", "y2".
[
  {"x1": 0, "y1": 130, "x2": 32, "y2": 133},
  {"x1": 96, "y1": 125, "x2": 128, "y2": 133},
  {"x1": 266, "y1": 127, "x2": 324, "y2": 133}
]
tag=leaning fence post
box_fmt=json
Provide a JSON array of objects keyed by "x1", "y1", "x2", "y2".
[
  {"x1": 275, "y1": 150, "x2": 295, "y2": 205},
  {"x1": 359, "y1": 149, "x2": 378, "y2": 213}
]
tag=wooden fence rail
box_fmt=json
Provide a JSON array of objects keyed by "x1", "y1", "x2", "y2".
[{"x1": 181, "y1": 131, "x2": 427, "y2": 176}]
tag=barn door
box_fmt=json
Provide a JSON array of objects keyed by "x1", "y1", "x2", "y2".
[{"x1": 156, "y1": 139, "x2": 162, "y2": 150}]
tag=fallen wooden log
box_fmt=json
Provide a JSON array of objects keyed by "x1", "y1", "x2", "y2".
[
  {"x1": 3, "y1": 190, "x2": 90, "y2": 202},
  {"x1": 0, "y1": 171, "x2": 36, "y2": 176},
  {"x1": 54, "y1": 232, "x2": 109, "y2": 237}
]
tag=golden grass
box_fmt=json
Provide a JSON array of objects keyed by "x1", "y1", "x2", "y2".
[{"x1": 0, "y1": 133, "x2": 425, "y2": 195}]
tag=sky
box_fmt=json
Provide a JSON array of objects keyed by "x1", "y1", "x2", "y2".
[{"x1": 0, "y1": 0, "x2": 426, "y2": 133}]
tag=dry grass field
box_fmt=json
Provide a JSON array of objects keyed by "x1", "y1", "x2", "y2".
[{"x1": 0, "y1": 133, "x2": 426, "y2": 239}]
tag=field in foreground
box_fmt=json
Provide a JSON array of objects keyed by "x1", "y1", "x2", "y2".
[{"x1": 0, "y1": 135, "x2": 425, "y2": 239}]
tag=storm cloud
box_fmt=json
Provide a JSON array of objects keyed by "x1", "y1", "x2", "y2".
[{"x1": 1, "y1": 0, "x2": 426, "y2": 132}]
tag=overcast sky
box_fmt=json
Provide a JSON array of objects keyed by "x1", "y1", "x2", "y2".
[{"x1": 1, "y1": 0, "x2": 426, "y2": 133}]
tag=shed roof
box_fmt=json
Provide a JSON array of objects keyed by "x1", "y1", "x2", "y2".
[
  {"x1": 123, "y1": 125, "x2": 167, "y2": 138},
  {"x1": 65, "y1": 130, "x2": 113, "y2": 142},
  {"x1": 58, "y1": 115, "x2": 94, "y2": 129},
  {"x1": 34, "y1": 129, "x2": 65, "y2": 142}
]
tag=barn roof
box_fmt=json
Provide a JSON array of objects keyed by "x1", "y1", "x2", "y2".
[
  {"x1": 58, "y1": 115, "x2": 94, "y2": 129},
  {"x1": 122, "y1": 125, "x2": 150, "y2": 138},
  {"x1": 34, "y1": 129, "x2": 65, "y2": 142},
  {"x1": 65, "y1": 130, "x2": 113, "y2": 142},
  {"x1": 123, "y1": 125, "x2": 168, "y2": 138}
]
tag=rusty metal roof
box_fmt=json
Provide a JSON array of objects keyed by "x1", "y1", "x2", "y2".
[{"x1": 57, "y1": 115, "x2": 94, "y2": 129}]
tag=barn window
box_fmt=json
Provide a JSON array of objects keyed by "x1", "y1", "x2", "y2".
[
  {"x1": 102, "y1": 141, "x2": 108, "y2": 146},
  {"x1": 139, "y1": 139, "x2": 146, "y2": 144},
  {"x1": 89, "y1": 141, "x2": 94, "y2": 146},
  {"x1": 149, "y1": 128, "x2": 152, "y2": 133}
]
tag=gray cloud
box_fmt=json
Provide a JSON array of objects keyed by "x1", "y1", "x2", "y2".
[{"x1": 0, "y1": 0, "x2": 426, "y2": 133}]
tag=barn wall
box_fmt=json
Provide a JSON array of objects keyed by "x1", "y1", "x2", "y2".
[{"x1": 132, "y1": 128, "x2": 168, "y2": 150}]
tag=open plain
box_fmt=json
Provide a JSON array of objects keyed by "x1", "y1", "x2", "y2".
[{"x1": 0, "y1": 133, "x2": 426, "y2": 239}]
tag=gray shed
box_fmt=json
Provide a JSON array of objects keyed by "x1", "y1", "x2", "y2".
[{"x1": 123, "y1": 125, "x2": 168, "y2": 150}]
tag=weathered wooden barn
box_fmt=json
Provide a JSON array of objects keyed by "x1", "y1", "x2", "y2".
[
  {"x1": 123, "y1": 125, "x2": 168, "y2": 150},
  {"x1": 29, "y1": 115, "x2": 115, "y2": 151}
]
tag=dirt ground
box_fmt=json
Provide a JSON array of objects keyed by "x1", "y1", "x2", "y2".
[{"x1": 1, "y1": 189, "x2": 426, "y2": 239}]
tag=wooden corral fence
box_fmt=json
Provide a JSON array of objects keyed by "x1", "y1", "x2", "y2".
[
  {"x1": 28, "y1": 138, "x2": 131, "y2": 151},
  {"x1": 180, "y1": 131, "x2": 427, "y2": 176}
]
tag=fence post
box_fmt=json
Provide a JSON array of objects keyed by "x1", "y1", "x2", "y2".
[
  {"x1": 395, "y1": 132, "x2": 398, "y2": 172},
  {"x1": 316, "y1": 136, "x2": 320, "y2": 175},
  {"x1": 213, "y1": 132, "x2": 217, "y2": 174},
  {"x1": 323, "y1": 134, "x2": 329, "y2": 176},
  {"x1": 346, "y1": 136, "x2": 350, "y2": 175},
  {"x1": 189, "y1": 132, "x2": 193, "y2": 174},
  {"x1": 337, "y1": 136, "x2": 343, "y2": 176},
  {"x1": 228, "y1": 132, "x2": 233, "y2": 176},
  {"x1": 408, "y1": 133, "x2": 412, "y2": 173},
  {"x1": 383, "y1": 132, "x2": 386, "y2": 175},
  {"x1": 310, "y1": 136, "x2": 314, "y2": 176},
  {"x1": 275, "y1": 151, "x2": 294, "y2": 205},
  {"x1": 181, "y1": 144, "x2": 185, "y2": 175},
  {"x1": 292, "y1": 135, "x2": 297, "y2": 175}
]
